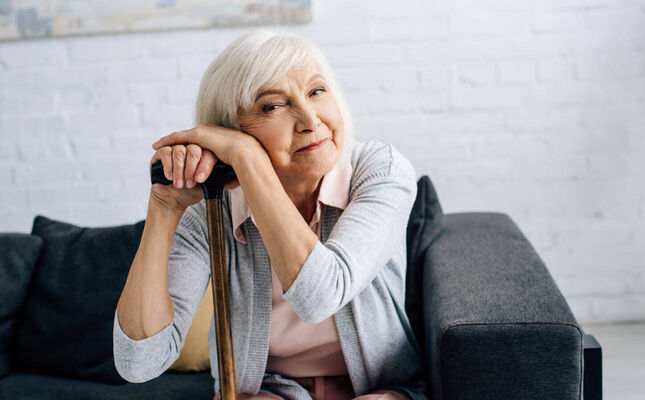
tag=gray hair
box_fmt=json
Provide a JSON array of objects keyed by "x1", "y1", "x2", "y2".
[{"x1": 195, "y1": 27, "x2": 355, "y2": 164}]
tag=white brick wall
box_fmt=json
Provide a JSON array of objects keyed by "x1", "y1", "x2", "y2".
[{"x1": 1, "y1": 0, "x2": 643, "y2": 324}]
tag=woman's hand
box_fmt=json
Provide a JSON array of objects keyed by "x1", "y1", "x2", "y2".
[
  {"x1": 149, "y1": 124, "x2": 255, "y2": 212},
  {"x1": 152, "y1": 124, "x2": 262, "y2": 167}
]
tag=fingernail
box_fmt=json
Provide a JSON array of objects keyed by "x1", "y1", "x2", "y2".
[
  {"x1": 186, "y1": 180, "x2": 194, "y2": 188},
  {"x1": 177, "y1": 179, "x2": 183, "y2": 188},
  {"x1": 197, "y1": 173, "x2": 206, "y2": 182}
]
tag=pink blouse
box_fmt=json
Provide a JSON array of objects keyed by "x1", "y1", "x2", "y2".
[
  {"x1": 226, "y1": 156, "x2": 410, "y2": 399},
  {"x1": 229, "y1": 154, "x2": 353, "y2": 378}
]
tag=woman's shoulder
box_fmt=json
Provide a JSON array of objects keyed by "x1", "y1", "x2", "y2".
[{"x1": 349, "y1": 138, "x2": 417, "y2": 185}]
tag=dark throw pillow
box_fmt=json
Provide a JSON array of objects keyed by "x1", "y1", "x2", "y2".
[
  {"x1": 405, "y1": 175, "x2": 443, "y2": 353},
  {"x1": 16, "y1": 215, "x2": 145, "y2": 384},
  {"x1": 0, "y1": 233, "x2": 43, "y2": 378}
]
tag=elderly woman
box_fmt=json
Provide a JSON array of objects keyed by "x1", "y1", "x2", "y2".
[{"x1": 113, "y1": 29, "x2": 426, "y2": 400}]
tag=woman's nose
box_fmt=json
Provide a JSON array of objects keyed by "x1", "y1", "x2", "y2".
[{"x1": 294, "y1": 103, "x2": 321, "y2": 133}]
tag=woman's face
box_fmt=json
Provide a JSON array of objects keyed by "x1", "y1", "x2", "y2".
[{"x1": 237, "y1": 64, "x2": 345, "y2": 187}]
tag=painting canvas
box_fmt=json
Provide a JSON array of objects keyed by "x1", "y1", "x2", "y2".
[{"x1": 0, "y1": 0, "x2": 312, "y2": 41}]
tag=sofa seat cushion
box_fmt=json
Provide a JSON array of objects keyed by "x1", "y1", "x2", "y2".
[
  {"x1": 0, "y1": 234, "x2": 43, "y2": 378},
  {"x1": 15, "y1": 216, "x2": 145, "y2": 384},
  {"x1": 0, "y1": 369, "x2": 214, "y2": 400}
]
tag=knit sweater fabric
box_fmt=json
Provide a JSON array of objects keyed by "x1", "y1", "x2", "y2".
[{"x1": 113, "y1": 138, "x2": 428, "y2": 400}]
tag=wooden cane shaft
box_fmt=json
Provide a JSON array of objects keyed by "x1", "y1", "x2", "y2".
[{"x1": 206, "y1": 198, "x2": 237, "y2": 400}]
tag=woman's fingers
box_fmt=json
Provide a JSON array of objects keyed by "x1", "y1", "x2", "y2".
[
  {"x1": 195, "y1": 149, "x2": 217, "y2": 183},
  {"x1": 171, "y1": 145, "x2": 187, "y2": 188},
  {"x1": 152, "y1": 129, "x2": 199, "y2": 150},
  {"x1": 158, "y1": 146, "x2": 174, "y2": 181},
  {"x1": 184, "y1": 144, "x2": 202, "y2": 188}
]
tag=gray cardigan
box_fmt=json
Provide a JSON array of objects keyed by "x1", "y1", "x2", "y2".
[{"x1": 113, "y1": 139, "x2": 428, "y2": 400}]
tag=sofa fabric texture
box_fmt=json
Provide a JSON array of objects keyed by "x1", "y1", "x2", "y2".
[
  {"x1": 423, "y1": 212, "x2": 584, "y2": 400},
  {"x1": 405, "y1": 175, "x2": 443, "y2": 357},
  {"x1": 15, "y1": 216, "x2": 145, "y2": 384},
  {"x1": 0, "y1": 233, "x2": 43, "y2": 378}
]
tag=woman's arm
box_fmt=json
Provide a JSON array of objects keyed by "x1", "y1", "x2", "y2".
[
  {"x1": 232, "y1": 147, "x2": 319, "y2": 293},
  {"x1": 116, "y1": 194, "x2": 181, "y2": 341},
  {"x1": 235, "y1": 141, "x2": 417, "y2": 325},
  {"x1": 150, "y1": 129, "x2": 417, "y2": 324},
  {"x1": 113, "y1": 200, "x2": 212, "y2": 383}
]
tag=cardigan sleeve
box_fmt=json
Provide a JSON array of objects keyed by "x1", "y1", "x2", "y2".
[
  {"x1": 282, "y1": 141, "x2": 418, "y2": 324},
  {"x1": 113, "y1": 203, "x2": 211, "y2": 383}
]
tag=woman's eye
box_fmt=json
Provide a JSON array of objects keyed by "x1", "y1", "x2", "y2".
[
  {"x1": 262, "y1": 103, "x2": 280, "y2": 113},
  {"x1": 311, "y1": 87, "x2": 326, "y2": 96}
]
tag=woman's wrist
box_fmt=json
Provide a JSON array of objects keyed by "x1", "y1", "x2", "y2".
[
  {"x1": 148, "y1": 192, "x2": 186, "y2": 222},
  {"x1": 230, "y1": 143, "x2": 270, "y2": 172}
]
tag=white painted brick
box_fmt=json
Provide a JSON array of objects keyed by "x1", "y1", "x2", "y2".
[
  {"x1": 30, "y1": 64, "x2": 110, "y2": 89},
  {"x1": 26, "y1": 183, "x2": 96, "y2": 206},
  {"x1": 575, "y1": 54, "x2": 615, "y2": 80},
  {"x1": 609, "y1": 52, "x2": 645, "y2": 78},
  {"x1": 418, "y1": 65, "x2": 453, "y2": 89},
  {"x1": 296, "y1": 22, "x2": 372, "y2": 46},
  {"x1": 95, "y1": 179, "x2": 150, "y2": 203},
  {"x1": 498, "y1": 60, "x2": 535, "y2": 84},
  {"x1": 347, "y1": 90, "x2": 449, "y2": 116},
  {"x1": 178, "y1": 55, "x2": 214, "y2": 80},
  {"x1": 165, "y1": 80, "x2": 200, "y2": 105},
  {"x1": 0, "y1": 164, "x2": 14, "y2": 185},
  {"x1": 583, "y1": 7, "x2": 645, "y2": 30},
  {"x1": 64, "y1": 107, "x2": 141, "y2": 134},
  {"x1": 112, "y1": 134, "x2": 157, "y2": 156},
  {"x1": 457, "y1": 62, "x2": 496, "y2": 86},
  {"x1": 128, "y1": 82, "x2": 168, "y2": 106},
  {"x1": 539, "y1": 0, "x2": 632, "y2": 11},
  {"x1": 450, "y1": 85, "x2": 526, "y2": 109},
  {"x1": 0, "y1": 115, "x2": 67, "y2": 137},
  {"x1": 140, "y1": 103, "x2": 194, "y2": 131},
  {"x1": 558, "y1": 272, "x2": 632, "y2": 297},
  {"x1": 15, "y1": 161, "x2": 82, "y2": 185},
  {"x1": 566, "y1": 29, "x2": 637, "y2": 54},
  {"x1": 530, "y1": 11, "x2": 588, "y2": 34},
  {"x1": 1, "y1": 89, "x2": 56, "y2": 117},
  {"x1": 106, "y1": 60, "x2": 178, "y2": 84},
  {"x1": 509, "y1": 36, "x2": 574, "y2": 58},
  {"x1": 0, "y1": 139, "x2": 17, "y2": 162},
  {"x1": 505, "y1": 107, "x2": 580, "y2": 137},
  {"x1": 68, "y1": 136, "x2": 113, "y2": 160},
  {"x1": 16, "y1": 132, "x2": 72, "y2": 162},
  {"x1": 0, "y1": 68, "x2": 33, "y2": 87},
  {"x1": 537, "y1": 57, "x2": 574, "y2": 82},
  {"x1": 368, "y1": 0, "x2": 452, "y2": 19},
  {"x1": 67, "y1": 36, "x2": 147, "y2": 63},
  {"x1": 455, "y1": 0, "x2": 530, "y2": 12},
  {"x1": 368, "y1": 17, "x2": 450, "y2": 42},
  {"x1": 324, "y1": 43, "x2": 408, "y2": 68},
  {"x1": 591, "y1": 294, "x2": 645, "y2": 322},
  {"x1": 450, "y1": 13, "x2": 528, "y2": 37},
  {"x1": 0, "y1": 40, "x2": 68, "y2": 68}
]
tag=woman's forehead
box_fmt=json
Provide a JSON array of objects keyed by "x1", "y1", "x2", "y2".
[{"x1": 261, "y1": 66, "x2": 325, "y2": 91}]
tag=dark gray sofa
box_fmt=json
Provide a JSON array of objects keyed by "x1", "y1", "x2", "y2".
[{"x1": 0, "y1": 175, "x2": 601, "y2": 399}]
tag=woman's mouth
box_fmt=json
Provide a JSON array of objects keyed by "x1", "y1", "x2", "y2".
[{"x1": 297, "y1": 138, "x2": 328, "y2": 152}]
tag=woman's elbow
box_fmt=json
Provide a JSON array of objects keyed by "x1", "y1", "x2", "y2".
[{"x1": 114, "y1": 358, "x2": 156, "y2": 384}]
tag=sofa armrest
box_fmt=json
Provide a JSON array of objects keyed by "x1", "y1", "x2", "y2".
[{"x1": 422, "y1": 212, "x2": 584, "y2": 400}]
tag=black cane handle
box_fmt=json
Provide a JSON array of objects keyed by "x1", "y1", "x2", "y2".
[{"x1": 150, "y1": 160, "x2": 237, "y2": 200}]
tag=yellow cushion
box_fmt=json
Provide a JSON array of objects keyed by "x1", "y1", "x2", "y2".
[{"x1": 169, "y1": 280, "x2": 213, "y2": 372}]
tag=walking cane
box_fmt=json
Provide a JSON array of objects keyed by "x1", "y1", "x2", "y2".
[{"x1": 150, "y1": 159, "x2": 238, "y2": 400}]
